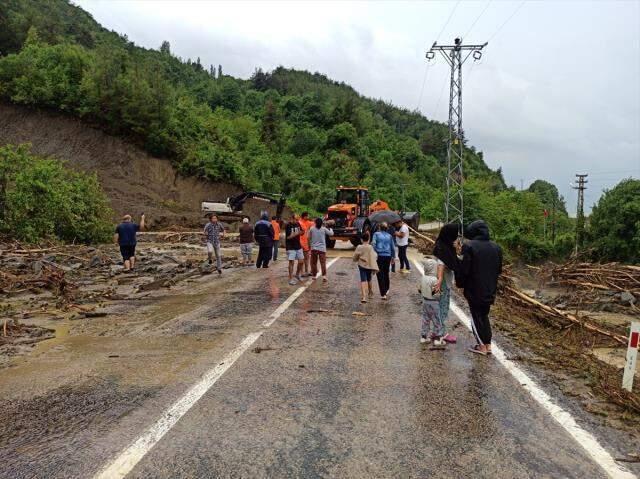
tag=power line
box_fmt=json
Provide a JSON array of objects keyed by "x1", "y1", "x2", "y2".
[
  {"x1": 463, "y1": 0, "x2": 492, "y2": 40},
  {"x1": 416, "y1": 0, "x2": 461, "y2": 111},
  {"x1": 432, "y1": 71, "x2": 448, "y2": 120},
  {"x1": 487, "y1": 0, "x2": 526, "y2": 42},
  {"x1": 436, "y1": 0, "x2": 462, "y2": 42}
]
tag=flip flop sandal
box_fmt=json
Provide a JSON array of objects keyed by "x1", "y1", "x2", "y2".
[{"x1": 468, "y1": 345, "x2": 488, "y2": 356}]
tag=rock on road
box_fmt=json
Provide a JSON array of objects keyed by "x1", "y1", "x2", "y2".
[{"x1": 0, "y1": 246, "x2": 634, "y2": 478}]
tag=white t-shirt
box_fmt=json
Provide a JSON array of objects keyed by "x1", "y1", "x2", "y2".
[{"x1": 396, "y1": 224, "x2": 410, "y2": 247}]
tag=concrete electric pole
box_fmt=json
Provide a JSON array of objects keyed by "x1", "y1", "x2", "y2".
[
  {"x1": 573, "y1": 173, "x2": 588, "y2": 255},
  {"x1": 426, "y1": 38, "x2": 488, "y2": 233}
]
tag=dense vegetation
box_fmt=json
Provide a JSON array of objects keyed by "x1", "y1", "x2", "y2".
[
  {"x1": 0, "y1": 144, "x2": 112, "y2": 243},
  {"x1": 589, "y1": 179, "x2": 640, "y2": 263},
  {"x1": 0, "y1": 0, "x2": 633, "y2": 262}
]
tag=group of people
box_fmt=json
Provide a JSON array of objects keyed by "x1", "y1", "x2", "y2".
[
  {"x1": 352, "y1": 218, "x2": 502, "y2": 357},
  {"x1": 422, "y1": 220, "x2": 502, "y2": 356},
  {"x1": 352, "y1": 219, "x2": 411, "y2": 301},
  {"x1": 115, "y1": 210, "x2": 501, "y2": 357},
  {"x1": 204, "y1": 211, "x2": 335, "y2": 285}
]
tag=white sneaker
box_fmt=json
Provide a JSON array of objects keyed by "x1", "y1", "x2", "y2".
[
  {"x1": 420, "y1": 336, "x2": 431, "y2": 344},
  {"x1": 433, "y1": 338, "x2": 446, "y2": 347},
  {"x1": 288, "y1": 279, "x2": 297, "y2": 285}
]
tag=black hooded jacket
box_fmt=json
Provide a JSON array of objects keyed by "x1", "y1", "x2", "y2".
[{"x1": 457, "y1": 220, "x2": 502, "y2": 306}]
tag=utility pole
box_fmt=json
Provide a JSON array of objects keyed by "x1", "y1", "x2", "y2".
[
  {"x1": 573, "y1": 174, "x2": 588, "y2": 255},
  {"x1": 426, "y1": 38, "x2": 488, "y2": 233}
]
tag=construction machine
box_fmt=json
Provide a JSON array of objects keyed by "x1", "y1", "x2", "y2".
[
  {"x1": 201, "y1": 191, "x2": 286, "y2": 222},
  {"x1": 324, "y1": 186, "x2": 420, "y2": 248}
]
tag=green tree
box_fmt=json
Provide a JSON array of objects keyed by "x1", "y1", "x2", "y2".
[
  {"x1": 589, "y1": 179, "x2": 640, "y2": 263},
  {"x1": 0, "y1": 144, "x2": 112, "y2": 243}
]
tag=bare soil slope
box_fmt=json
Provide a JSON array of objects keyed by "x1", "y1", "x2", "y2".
[{"x1": 0, "y1": 102, "x2": 281, "y2": 228}]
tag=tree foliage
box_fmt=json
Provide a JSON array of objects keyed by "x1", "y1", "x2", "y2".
[
  {"x1": 589, "y1": 179, "x2": 640, "y2": 263},
  {"x1": 0, "y1": 144, "x2": 113, "y2": 243},
  {"x1": 0, "y1": 0, "x2": 589, "y2": 260}
]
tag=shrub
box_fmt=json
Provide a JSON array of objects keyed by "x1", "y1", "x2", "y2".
[{"x1": 0, "y1": 144, "x2": 113, "y2": 243}]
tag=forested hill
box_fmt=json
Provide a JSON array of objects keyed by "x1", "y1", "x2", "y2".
[{"x1": 0, "y1": 0, "x2": 504, "y2": 219}]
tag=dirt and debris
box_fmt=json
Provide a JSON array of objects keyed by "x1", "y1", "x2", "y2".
[
  {"x1": 0, "y1": 232, "x2": 248, "y2": 363},
  {"x1": 538, "y1": 261, "x2": 640, "y2": 314}
]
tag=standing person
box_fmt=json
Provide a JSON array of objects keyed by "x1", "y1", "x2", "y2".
[
  {"x1": 388, "y1": 222, "x2": 397, "y2": 273},
  {"x1": 419, "y1": 258, "x2": 446, "y2": 347},
  {"x1": 114, "y1": 213, "x2": 145, "y2": 271},
  {"x1": 433, "y1": 223, "x2": 461, "y2": 344},
  {"x1": 254, "y1": 212, "x2": 274, "y2": 269},
  {"x1": 203, "y1": 214, "x2": 224, "y2": 274},
  {"x1": 238, "y1": 217, "x2": 254, "y2": 266},
  {"x1": 285, "y1": 213, "x2": 304, "y2": 285},
  {"x1": 271, "y1": 216, "x2": 281, "y2": 262},
  {"x1": 372, "y1": 222, "x2": 394, "y2": 300},
  {"x1": 353, "y1": 232, "x2": 378, "y2": 303},
  {"x1": 395, "y1": 220, "x2": 411, "y2": 273},
  {"x1": 307, "y1": 218, "x2": 334, "y2": 282},
  {"x1": 457, "y1": 220, "x2": 502, "y2": 356},
  {"x1": 299, "y1": 212, "x2": 313, "y2": 277}
]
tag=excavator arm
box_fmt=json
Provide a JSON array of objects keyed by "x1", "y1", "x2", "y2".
[{"x1": 202, "y1": 191, "x2": 286, "y2": 220}]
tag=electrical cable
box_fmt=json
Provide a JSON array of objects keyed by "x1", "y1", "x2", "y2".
[
  {"x1": 463, "y1": 0, "x2": 492, "y2": 41},
  {"x1": 487, "y1": 0, "x2": 526, "y2": 43},
  {"x1": 416, "y1": 0, "x2": 461, "y2": 112}
]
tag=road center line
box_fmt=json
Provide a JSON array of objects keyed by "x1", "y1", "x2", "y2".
[
  {"x1": 413, "y1": 259, "x2": 635, "y2": 479},
  {"x1": 94, "y1": 257, "x2": 341, "y2": 479}
]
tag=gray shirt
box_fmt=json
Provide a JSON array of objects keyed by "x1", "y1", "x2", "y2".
[{"x1": 307, "y1": 226, "x2": 334, "y2": 252}]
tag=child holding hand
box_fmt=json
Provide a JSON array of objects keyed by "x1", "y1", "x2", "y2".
[{"x1": 419, "y1": 258, "x2": 445, "y2": 347}]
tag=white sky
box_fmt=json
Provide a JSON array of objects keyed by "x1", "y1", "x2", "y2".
[{"x1": 75, "y1": 0, "x2": 640, "y2": 214}]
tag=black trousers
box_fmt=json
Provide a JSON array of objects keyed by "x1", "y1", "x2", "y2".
[
  {"x1": 376, "y1": 256, "x2": 391, "y2": 296},
  {"x1": 469, "y1": 302, "x2": 492, "y2": 345},
  {"x1": 398, "y1": 245, "x2": 410, "y2": 270},
  {"x1": 256, "y1": 246, "x2": 271, "y2": 268}
]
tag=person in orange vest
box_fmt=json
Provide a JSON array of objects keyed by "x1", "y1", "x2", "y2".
[
  {"x1": 299, "y1": 212, "x2": 313, "y2": 277},
  {"x1": 271, "y1": 216, "x2": 281, "y2": 261}
]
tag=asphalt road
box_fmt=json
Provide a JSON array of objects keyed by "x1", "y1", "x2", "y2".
[{"x1": 1, "y1": 247, "x2": 635, "y2": 478}]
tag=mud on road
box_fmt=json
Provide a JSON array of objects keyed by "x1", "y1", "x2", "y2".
[{"x1": 1, "y1": 242, "x2": 639, "y2": 478}]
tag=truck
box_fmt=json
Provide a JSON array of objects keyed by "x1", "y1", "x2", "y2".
[{"x1": 324, "y1": 186, "x2": 419, "y2": 248}]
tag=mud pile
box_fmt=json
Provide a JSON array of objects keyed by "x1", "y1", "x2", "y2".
[{"x1": 0, "y1": 234, "x2": 245, "y2": 362}]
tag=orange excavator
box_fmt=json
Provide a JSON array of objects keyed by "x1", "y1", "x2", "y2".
[{"x1": 324, "y1": 186, "x2": 419, "y2": 247}]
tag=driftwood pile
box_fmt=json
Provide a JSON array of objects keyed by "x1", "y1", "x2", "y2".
[{"x1": 547, "y1": 263, "x2": 640, "y2": 297}]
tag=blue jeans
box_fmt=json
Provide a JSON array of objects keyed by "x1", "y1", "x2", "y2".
[{"x1": 439, "y1": 280, "x2": 451, "y2": 335}]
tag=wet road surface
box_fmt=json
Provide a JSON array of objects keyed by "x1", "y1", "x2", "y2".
[{"x1": 0, "y1": 248, "x2": 635, "y2": 478}]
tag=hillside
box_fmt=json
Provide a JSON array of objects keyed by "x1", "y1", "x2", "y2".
[{"x1": 0, "y1": 0, "x2": 504, "y2": 221}]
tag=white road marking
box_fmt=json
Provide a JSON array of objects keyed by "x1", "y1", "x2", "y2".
[
  {"x1": 413, "y1": 259, "x2": 635, "y2": 479},
  {"x1": 94, "y1": 257, "x2": 340, "y2": 479}
]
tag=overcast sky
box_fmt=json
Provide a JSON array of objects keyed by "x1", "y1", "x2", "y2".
[{"x1": 76, "y1": 0, "x2": 640, "y2": 214}]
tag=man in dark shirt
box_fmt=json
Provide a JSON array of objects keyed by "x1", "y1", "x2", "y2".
[
  {"x1": 254, "y1": 212, "x2": 274, "y2": 268},
  {"x1": 238, "y1": 217, "x2": 254, "y2": 265},
  {"x1": 456, "y1": 219, "x2": 503, "y2": 356},
  {"x1": 114, "y1": 213, "x2": 145, "y2": 271},
  {"x1": 285, "y1": 213, "x2": 304, "y2": 285}
]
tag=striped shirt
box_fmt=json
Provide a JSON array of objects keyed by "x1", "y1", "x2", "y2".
[{"x1": 204, "y1": 222, "x2": 224, "y2": 244}]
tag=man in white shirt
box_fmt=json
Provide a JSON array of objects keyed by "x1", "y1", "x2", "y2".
[{"x1": 394, "y1": 220, "x2": 411, "y2": 273}]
